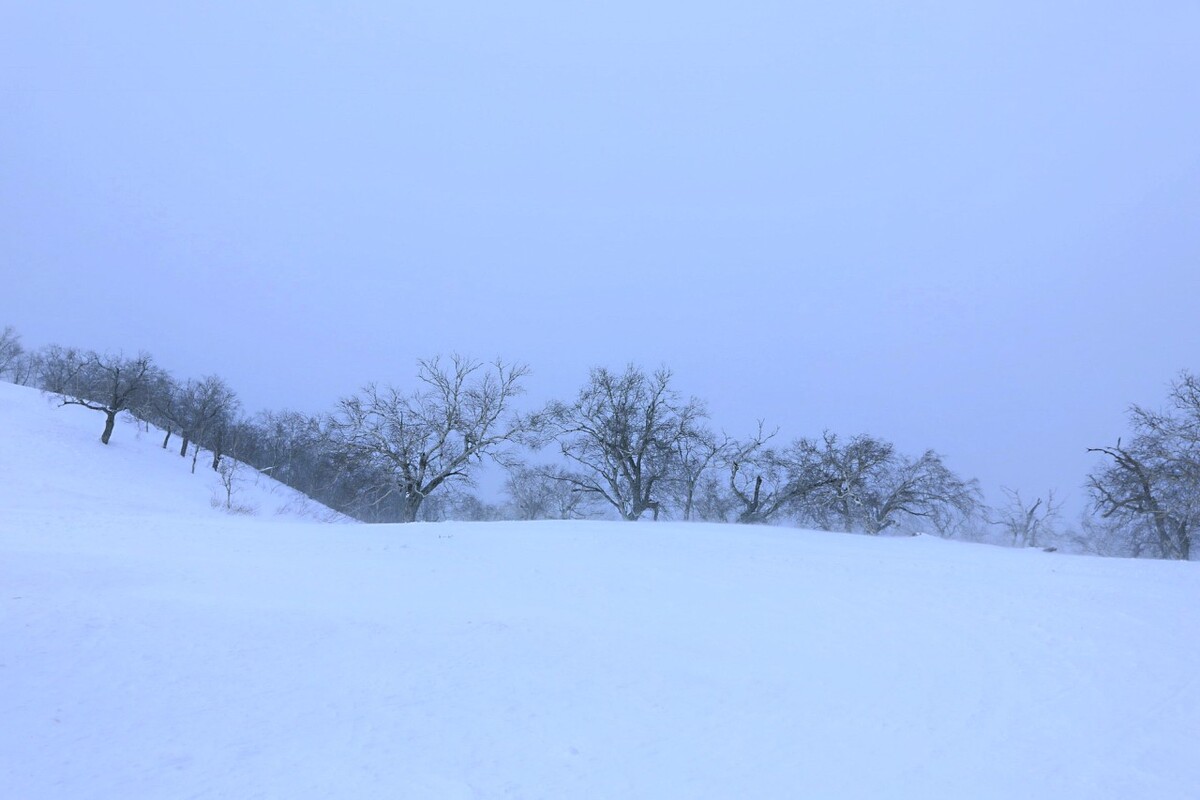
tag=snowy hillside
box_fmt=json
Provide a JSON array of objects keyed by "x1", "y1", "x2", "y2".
[
  {"x1": 2, "y1": 382, "x2": 1198, "y2": 799},
  {"x1": 0, "y1": 382, "x2": 341, "y2": 522}
]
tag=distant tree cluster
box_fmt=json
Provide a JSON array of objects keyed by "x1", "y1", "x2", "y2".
[
  {"x1": 2, "y1": 324, "x2": 1195, "y2": 558},
  {"x1": 519, "y1": 365, "x2": 980, "y2": 534}
]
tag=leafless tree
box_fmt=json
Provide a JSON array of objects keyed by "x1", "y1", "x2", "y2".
[
  {"x1": 37, "y1": 345, "x2": 83, "y2": 395},
  {"x1": 988, "y1": 488, "x2": 1062, "y2": 547},
  {"x1": 801, "y1": 433, "x2": 980, "y2": 535},
  {"x1": 690, "y1": 474, "x2": 739, "y2": 522},
  {"x1": 330, "y1": 355, "x2": 529, "y2": 523},
  {"x1": 859, "y1": 450, "x2": 980, "y2": 535},
  {"x1": 505, "y1": 465, "x2": 603, "y2": 520},
  {"x1": 147, "y1": 374, "x2": 240, "y2": 470},
  {"x1": 444, "y1": 490, "x2": 506, "y2": 522},
  {"x1": 801, "y1": 432, "x2": 894, "y2": 531},
  {"x1": 215, "y1": 458, "x2": 251, "y2": 513},
  {"x1": 43, "y1": 348, "x2": 158, "y2": 444},
  {"x1": 716, "y1": 427, "x2": 881, "y2": 526},
  {"x1": 532, "y1": 365, "x2": 706, "y2": 521},
  {"x1": 669, "y1": 425, "x2": 728, "y2": 521},
  {"x1": 1088, "y1": 372, "x2": 1200, "y2": 559},
  {"x1": 182, "y1": 376, "x2": 241, "y2": 471},
  {"x1": 143, "y1": 371, "x2": 180, "y2": 448},
  {"x1": 0, "y1": 326, "x2": 23, "y2": 379},
  {"x1": 7, "y1": 347, "x2": 42, "y2": 386},
  {"x1": 724, "y1": 423, "x2": 795, "y2": 524}
]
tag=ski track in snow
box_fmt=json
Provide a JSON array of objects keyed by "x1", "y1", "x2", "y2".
[{"x1": 1, "y1": 382, "x2": 1198, "y2": 799}]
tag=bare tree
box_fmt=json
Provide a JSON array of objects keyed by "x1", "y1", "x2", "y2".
[
  {"x1": 1088, "y1": 372, "x2": 1200, "y2": 559},
  {"x1": 505, "y1": 465, "x2": 602, "y2": 520},
  {"x1": 724, "y1": 423, "x2": 797, "y2": 524},
  {"x1": 669, "y1": 425, "x2": 728, "y2": 521},
  {"x1": 801, "y1": 433, "x2": 980, "y2": 535},
  {"x1": 146, "y1": 374, "x2": 240, "y2": 470},
  {"x1": 683, "y1": 425, "x2": 850, "y2": 526},
  {"x1": 43, "y1": 348, "x2": 158, "y2": 444},
  {"x1": 214, "y1": 458, "x2": 254, "y2": 514},
  {"x1": 988, "y1": 488, "x2": 1062, "y2": 547},
  {"x1": 184, "y1": 376, "x2": 241, "y2": 471},
  {"x1": 801, "y1": 432, "x2": 894, "y2": 531},
  {"x1": 37, "y1": 345, "x2": 85, "y2": 395},
  {"x1": 858, "y1": 450, "x2": 981, "y2": 535},
  {"x1": 0, "y1": 326, "x2": 23, "y2": 379},
  {"x1": 532, "y1": 365, "x2": 706, "y2": 521},
  {"x1": 7, "y1": 347, "x2": 42, "y2": 386},
  {"x1": 143, "y1": 370, "x2": 181, "y2": 449},
  {"x1": 443, "y1": 490, "x2": 505, "y2": 522},
  {"x1": 330, "y1": 355, "x2": 529, "y2": 523},
  {"x1": 690, "y1": 474, "x2": 739, "y2": 522}
]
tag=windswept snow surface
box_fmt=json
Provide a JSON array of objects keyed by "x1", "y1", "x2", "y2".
[{"x1": 2, "y1": 382, "x2": 1198, "y2": 799}]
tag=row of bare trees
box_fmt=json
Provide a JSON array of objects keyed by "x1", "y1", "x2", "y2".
[
  {"x1": 513, "y1": 365, "x2": 980, "y2": 533},
  {"x1": 4, "y1": 324, "x2": 1194, "y2": 556},
  {"x1": 3, "y1": 328, "x2": 982, "y2": 534},
  {"x1": 2, "y1": 329, "x2": 242, "y2": 472}
]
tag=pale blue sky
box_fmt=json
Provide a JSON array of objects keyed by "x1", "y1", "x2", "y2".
[{"x1": 3, "y1": 2, "x2": 1199, "y2": 515}]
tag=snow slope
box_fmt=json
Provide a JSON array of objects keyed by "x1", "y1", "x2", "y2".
[
  {"x1": 2, "y1": 381, "x2": 1198, "y2": 799},
  {"x1": 0, "y1": 382, "x2": 341, "y2": 523}
]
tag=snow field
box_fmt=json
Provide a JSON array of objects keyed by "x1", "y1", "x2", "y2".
[{"x1": 1, "y1": 382, "x2": 1197, "y2": 798}]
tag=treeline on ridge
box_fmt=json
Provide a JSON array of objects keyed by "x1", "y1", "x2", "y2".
[{"x1": 0, "y1": 325, "x2": 1195, "y2": 560}]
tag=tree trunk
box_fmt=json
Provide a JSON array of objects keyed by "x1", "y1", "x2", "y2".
[
  {"x1": 161, "y1": 428, "x2": 172, "y2": 449},
  {"x1": 180, "y1": 435, "x2": 190, "y2": 457},
  {"x1": 401, "y1": 494, "x2": 423, "y2": 523},
  {"x1": 100, "y1": 410, "x2": 117, "y2": 445},
  {"x1": 736, "y1": 475, "x2": 764, "y2": 524}
]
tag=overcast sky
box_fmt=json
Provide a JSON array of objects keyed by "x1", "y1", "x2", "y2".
[{"x1": 3, "y1": 2, "x2": 1198, "y2": 516}]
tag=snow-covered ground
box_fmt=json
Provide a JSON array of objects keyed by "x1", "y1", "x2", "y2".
[{"x1": 2, "y1": 381, "x2": 1198, "y2": 799}]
